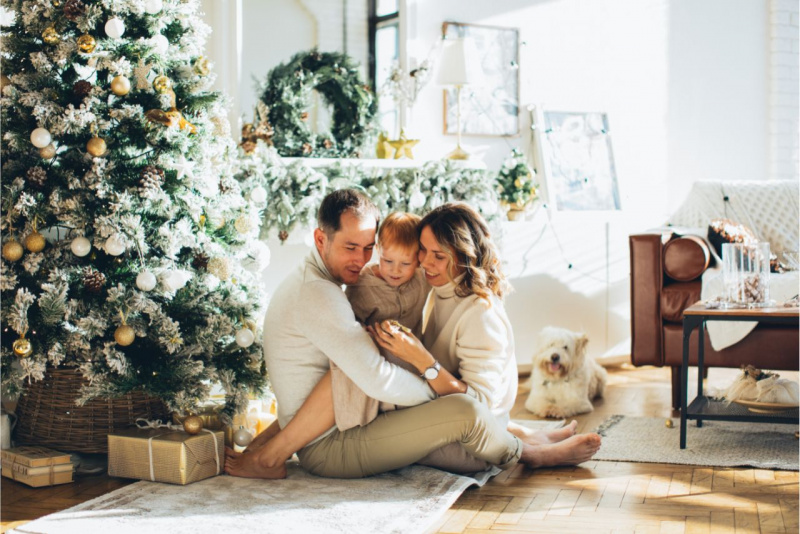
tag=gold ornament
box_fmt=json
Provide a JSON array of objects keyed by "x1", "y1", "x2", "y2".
[
  {"x1": 42, "y1": 26, "x2": 59, "y2": 45},
  {"x1": 110, "y1": 75, "x2": 131, "y2": 96},
  {"x1": 182, "y1": 415, "x2": 204, "y2": 435},
  {"x1": 193, "y1": 56, "x2": 210, "y2": 76},
  {"x1": 152, "y1": 75, "x2": 172, "y2": 93},
  {"x1": 388, "y1": 130, "x2": 419, "y2": 160},
  {"x1": 2, "y1": 239, "x2": 24, "y2": 262},
  {"x1": 39, "y1": 143, "x2": 57, "y2": 159},
  {"x1": 86, "y1": 136, "x2": 107, "y2": 156},
  {"x1": 25, "y1": 232, "x2": 46, "y2": 253},
  {"x1": 114, "y1": 324, "x2": 135, "y2": 346},
  {"x1": 665, "y1": 419, "x2": 674, "y2": 429},
  {"x1": 13, "y1": 337, "x2": 33, "y2": 358},
  {"x1": 134, "y1": 58, "x2": 152, "y2": 90},
  {"x1": 376, "y1": 132, "x2": 393, "y2": 159},
  {"x1": 198, "y1": 214, "x2": 206, "y2": 227},
  {"x1": 77, "y1": 34, "x2": 96, "y2": 53}
]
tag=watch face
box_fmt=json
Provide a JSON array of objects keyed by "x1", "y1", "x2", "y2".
[{"x1": 424, "y1": 365, "x2": 439, "y2": 380}]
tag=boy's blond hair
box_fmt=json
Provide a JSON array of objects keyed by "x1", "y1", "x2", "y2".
[{"x1": 378, "y1": 212, "x2": 422, "y2": 252}]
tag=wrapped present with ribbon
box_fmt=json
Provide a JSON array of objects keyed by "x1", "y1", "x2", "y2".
[
  {"x1": 173, "y1": 403, "x2": 233, "y2": 447},
  {"x1": 108, "y1": 419, "x2": 223, "y2": 485},
  {"x1": 1, "y1": 446, "x2": 74, "y2": 487}
]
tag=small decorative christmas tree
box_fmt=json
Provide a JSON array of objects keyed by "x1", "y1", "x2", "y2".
[
  {"x1": 496, "y1": 148, "x2": 537, "y2": 209},
  {"x1": 1, "y1": 0, "x2": 268, "y2": 417}
]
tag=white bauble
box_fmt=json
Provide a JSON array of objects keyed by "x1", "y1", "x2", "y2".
[
  {"x1": 70, "y1": 236, "x2": 91, "y2": 257},
  {"x1": 143, "y1": 0, "x2": 163, "y2": 14},
  {"x1": 136, "y1": 270, "x2": 157, "y2": 291},
  {"x1": 408, "y1": 190, "x2": 426, "y2": 210},
  {"x1": 30, "y1": 128, "x2": 52, "y2": 148},
  {"x1": 233, "y1": 427, "x2": 254, "y2": 447},
  {"x1": 235, "y1": 328, "x2": 255, "y2": 348},
  {"x1": 150, "y1": 34, "x2": 169, "y2": 54},
  {"x1": 161, "y1": 269, "x2": 192, "y2": 291},
  {"x1": 242, "y1": 241, "x2": 271, "y2": 273},
  {"x1": 249, "y1": 186, "x2": 267, "y2": 203},
  {"x1": 104, "y1": 234, "x2": 125, "y2": 256},
  {"x1": 104, "y1": 17, "x2": 125, "y2": 39}
]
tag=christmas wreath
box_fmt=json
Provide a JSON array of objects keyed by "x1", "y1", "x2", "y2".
[{"x1": 259, "y1": 49, "x2": 377, "y2": 158}]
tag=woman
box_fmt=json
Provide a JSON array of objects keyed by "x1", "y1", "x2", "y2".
[{"x1": 225, "y1": 203, "x2": 600, "y2": 479}]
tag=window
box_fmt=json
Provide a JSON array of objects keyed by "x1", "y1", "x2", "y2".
[{"x1": 368, "y1": 0, "x2": 399, "y2": 136}]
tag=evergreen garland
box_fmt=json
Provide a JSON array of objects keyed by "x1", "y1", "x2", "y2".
[{"x1": 259, "y1": 49, "x2": 377, "y2": 158}]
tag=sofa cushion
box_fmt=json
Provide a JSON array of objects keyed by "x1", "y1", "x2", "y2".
[
  {"x1": 663, "y1": 236, "x2": 710, "y2": 281},
  {"x1": 661, "y1": 281, "x2": 702, "y2": 323}
]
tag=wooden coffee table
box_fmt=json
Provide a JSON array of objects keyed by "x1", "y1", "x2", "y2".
[{"x1": 680, "y1": 302, "x2": 800, "y2": 449}]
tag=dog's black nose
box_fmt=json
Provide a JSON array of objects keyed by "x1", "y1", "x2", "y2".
[{"x1": 550, "y1": 354, "x2": 560, "y2": 363}]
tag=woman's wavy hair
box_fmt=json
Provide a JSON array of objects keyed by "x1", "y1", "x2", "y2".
[{"x1": 419, "y1": 202, "x2": 510, "y2": 301}]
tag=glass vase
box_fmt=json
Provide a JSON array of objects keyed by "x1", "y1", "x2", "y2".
[{"x1": 722, "y1": 242, "x2": 771, "y2": 307}]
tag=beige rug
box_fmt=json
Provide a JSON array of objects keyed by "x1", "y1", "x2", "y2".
[
  {"x1": 593, "y1": 415, "x2": 799, "y2": 471},
  {"x1": 13, "y1": 419, "x2": 562, "y2": 534}
]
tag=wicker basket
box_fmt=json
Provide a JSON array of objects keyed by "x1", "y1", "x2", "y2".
[{"x1": 13, "y1": 367, "x2": 170, "y2": 454}]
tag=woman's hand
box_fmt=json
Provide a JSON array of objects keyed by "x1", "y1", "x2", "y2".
[{"x1": 371, "y1": 320, "x2": 435, "y2": 374}]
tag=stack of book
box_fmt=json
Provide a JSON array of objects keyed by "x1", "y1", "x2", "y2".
[{"x1": 1, "y1": 446, "x2": 73, "y2": 487}]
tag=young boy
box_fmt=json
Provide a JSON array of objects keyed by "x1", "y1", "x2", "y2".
[{"x1": 331, "y1": 212, "x2": 430, "y2": 430}]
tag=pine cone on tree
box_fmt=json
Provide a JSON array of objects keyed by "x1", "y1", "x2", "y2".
[
  {"x1": 63, "y1": 0, "x2": 86, "y2": 21},
  {"x1": 73, "y1": 80, "x2": 92, "y2": 101},
  {"x1": 138, "y1": 165, "x2": 165, "y2": 198},
  {"x1": 83, "y1": 267, "x2": 106, "y2": 294},
  {"x1": 26, "y1": 166, "x2": 47, "y2": 188},
  {"x1": 218, "y1": 176, "x2": 235, "y2": 193},
  {"x1": 192, "y1": 252, "x2": 209, "y2": 270},
  {"x1": 278, "y1": 230, "x2": 289, "y2": 242}
]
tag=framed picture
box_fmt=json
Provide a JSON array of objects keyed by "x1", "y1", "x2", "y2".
[
  {"x1": 531, "y1": 107, "x2": 621, "y2": 211},
  {"x1": 442, "y1": 22, "x2": 520, "y2": 137}
]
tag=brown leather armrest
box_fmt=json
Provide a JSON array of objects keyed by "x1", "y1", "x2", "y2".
[{"x1": 629, "y1": 232, "x2": 670, "y2": 366}]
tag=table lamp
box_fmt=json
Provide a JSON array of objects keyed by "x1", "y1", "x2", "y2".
[{"x1": 438, "y1": 36, "x2": 480, "y2": 160}]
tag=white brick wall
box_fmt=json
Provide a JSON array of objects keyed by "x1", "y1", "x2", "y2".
[{"x1": 769, "y1": 0, "x2": 800, "y2": 180}]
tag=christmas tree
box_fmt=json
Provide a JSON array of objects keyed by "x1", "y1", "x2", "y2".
[{"x1": 0, "y1": 0, "x2": 269, "y2": 417}]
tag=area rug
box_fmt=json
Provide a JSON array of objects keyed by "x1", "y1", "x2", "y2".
[
  {"x1": 593, "y1": 415, "x2": 799, "y2": 471},
  {"x1": 12, "y1": 419, "x2": 562, "y2": 534}
]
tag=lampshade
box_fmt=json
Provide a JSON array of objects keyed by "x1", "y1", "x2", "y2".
[{"x1": 437, "y1": 37, "x2": 481, "y2": 86}]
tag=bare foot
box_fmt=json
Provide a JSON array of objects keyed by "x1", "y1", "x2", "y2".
[
  {"x1": 520, "y1": 433, "x2": 601, "y2": 468},
  {"x1": 508, "y1": 420, "x2": 578, "y2": 445},
  {"x1": 224, "y1": 450, "x2": 288, "y2": 479}
]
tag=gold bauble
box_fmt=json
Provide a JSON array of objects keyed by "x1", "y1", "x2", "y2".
[
  {"x1": 24, "y1": 232, "x2": 46, "y2": 253},
  {"x1": 114, "y1": 324, "x2": 135, "y2": 346},
  {"x1": 182, "y1": 415, "x2": 204, "y2": 435},
  {"x1": 13, "y1": 338, "x2": 33, "y2": 358},
  {"x1": 152, "y1": 75, "x2": 172, "y2": 93},
  {"x1": 77, "y1": 34, "x2": 96, "y2": 53},
  {"x1": 86, "y1": 136, "x2": 107, "y2": 157},
  {"x1": 3, "y1": 239, "x2": 24, "y2": 262},
  {"x1": 193, "y1": 56, "x2": 210, "y2": 76},
  {"x1": 42, "y1": 26, "x2": 59, "y2": 45},
  {"x1": 39, "y1": 143, "x2": 56, "y2": 159},
  {"x1": 110, "y1": 75, "x2": 131, "y2": 96},
  {"x1": 665, "y1": 419, "x2": 674, "y2": 429}
]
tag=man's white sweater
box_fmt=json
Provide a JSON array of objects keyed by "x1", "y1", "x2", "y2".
[{"x1": 263, "y1": 247, "x2": 435, "y2": 444}]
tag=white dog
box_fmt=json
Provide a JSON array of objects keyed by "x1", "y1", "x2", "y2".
[{"x1": 524, "y1": 327, "x2": 607, "y2": 418}]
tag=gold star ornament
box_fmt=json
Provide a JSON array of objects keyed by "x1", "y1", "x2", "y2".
[{"x1": 388, "y1": 130, "x2": 419, "y2": 160}]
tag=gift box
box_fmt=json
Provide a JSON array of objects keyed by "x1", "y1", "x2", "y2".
[
  {"x1": 108, "y1": 426, "x2": 223, "y2": 485},
  {"x1": 1, "y1": 446, "x2": 74, "y2": 487}
]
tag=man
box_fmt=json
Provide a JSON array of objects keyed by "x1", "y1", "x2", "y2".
[{"x1": 226, "y1": 190, "x2": 600, "y2": 479}]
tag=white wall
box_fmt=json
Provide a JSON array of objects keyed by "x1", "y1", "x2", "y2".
[{"x1": 201, "y1": 0, "x2": 781, "y2": 365}]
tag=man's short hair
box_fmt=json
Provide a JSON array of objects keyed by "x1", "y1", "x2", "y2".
[
  {"x1": 378, "y1": 212, "x2": 422, "y2": 252},
  {"x1": 317, "y1": 189, "x2": 380, "y2": 236}
]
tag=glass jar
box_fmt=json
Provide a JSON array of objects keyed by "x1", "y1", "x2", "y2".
[{"x1": 722, "y1": 242, "x2": 771, "y2": 307}]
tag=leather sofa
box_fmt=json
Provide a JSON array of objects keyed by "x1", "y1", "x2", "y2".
[{"x1": 629, "y1": 230, "x2": 799, "y2": 410}]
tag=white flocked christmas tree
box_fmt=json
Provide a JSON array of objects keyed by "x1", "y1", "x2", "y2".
[{"x1": 1, "y1": 0, "x2": 269, "y2": 417}]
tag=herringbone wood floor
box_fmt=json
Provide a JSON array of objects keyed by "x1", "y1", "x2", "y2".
[{"x1": 1, "y1": 365, "x2": 798, "y2": 534}]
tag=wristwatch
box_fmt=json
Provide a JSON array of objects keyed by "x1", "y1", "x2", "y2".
[{"x1": 421, "y1": 361, "x2": 441, "y2": 380}]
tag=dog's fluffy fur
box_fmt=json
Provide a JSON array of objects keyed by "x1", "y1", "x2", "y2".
[{"x1": 524, "y1": 327, "x2": 607, "y2": 418}]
